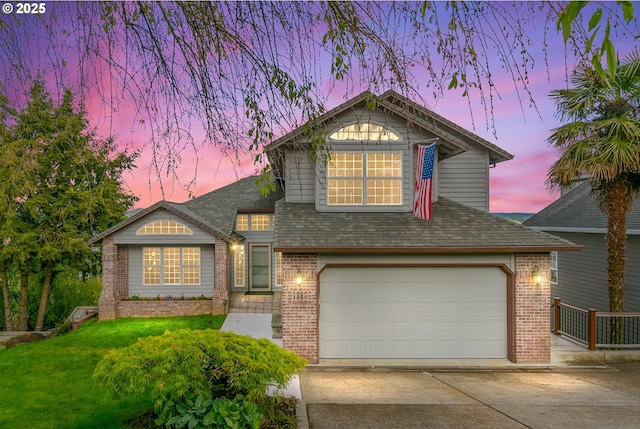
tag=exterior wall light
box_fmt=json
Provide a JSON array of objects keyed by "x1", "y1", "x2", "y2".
[
  {"x1": 295, "y1": 270, "x2": 303, "y2": 285},
  {"x1": 532, "y1": 266, "x2": 543, "y2": 286}
]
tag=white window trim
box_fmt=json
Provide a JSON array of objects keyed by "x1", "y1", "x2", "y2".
[
  {"x1": 235, "y1": 214, "x2": 274, "y2": 231},
  {"x1": 142, "y1": 247, "x2": 201, "y2": 286},
  {"x1": 328, "y1": 121, "x2": 402, "y2": 142},
  {"x1": 233, "y1": 244, "x2": 245, "y2": 287},
  {"x1": 137, "y1": 220, "x2": 193, "y2": 235},
  {"x1": 327, "y1": 151, "x2": 403, "y2": 206},
  {"x1": 550, "y1": 251, "x2": 558, "y2": 285}
]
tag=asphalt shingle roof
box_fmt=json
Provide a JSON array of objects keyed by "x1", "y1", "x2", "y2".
[
  {"x1": 524, "y1": 181, "x2": 640, "y2": 232},
  {"x1": 183, "y1": 175, "x2": 284, "y2": 236},
  {"x1": 88, "y1": 176, "x2": 283, "y2": 244},
  {"x1": 274, "y1": 198, "x2": 579, "y2": 252}
]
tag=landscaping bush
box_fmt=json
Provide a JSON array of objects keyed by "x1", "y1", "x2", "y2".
[{"x1": 93, "y1": 329, "x2": 306, "y2": 428}]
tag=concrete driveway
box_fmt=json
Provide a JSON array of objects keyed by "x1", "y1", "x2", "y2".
[{"x1": 299, "y1": 362, "x2": 640, "y2": 429}]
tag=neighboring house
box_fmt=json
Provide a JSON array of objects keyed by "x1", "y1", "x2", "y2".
[
  {"x1": 524, "y1": 181, "x2": 640, "y2": 312},
  {"x1": 89, "y1": 90, "x2": 579, "y2": 364}
]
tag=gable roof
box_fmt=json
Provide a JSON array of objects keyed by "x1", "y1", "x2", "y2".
[
  {"x1": 274, "y1": 198, "x2": 580, "y2": 253},
  {"x1": 524, "y1": 181, "x2": 640, "y2": 235},
  {"x1": 266, "y1": 90, "x2": 513, "y2": 176},
  {"x1": 88, "y1": 176, "x2": 284, "y2": 244},
  {"x1": 87, "y1": 200, "x2": 237, "y2": 245}
]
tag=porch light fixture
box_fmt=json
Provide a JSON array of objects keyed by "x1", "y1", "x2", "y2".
[
  {"x1": 532, "y1": 266, "x2": 543, "y2": 286},
  {"x1": 295, "y1": 270, "x2": 303, "y2": 285}
]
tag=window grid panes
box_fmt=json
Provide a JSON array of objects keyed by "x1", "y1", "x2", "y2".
[
  {"x1": 182, "y1": 248, "x2": 201, "y2": 285},
  {"x1": 328, "y1": 153, "x2": 363, "y2": 177},
  {"x1": 235, "y1": 215, "x2": 249, "y2": 231},
  {"x1": 366, "y1": 179, "x2": 402, "y2": 205},
  {"x1": 250, "y1": 214, "x2": 271, "y2": 231},
  {"x1": 234, "y1": 245, "x2": 245, "y2": 287},
  {"x1": 163, "y1": 248, "x2": 181, "y2": 285},
  {"x1": 329, "y1": 123, "x2": 401, "y2": 141},
  {"x1": 235, "y1": 214, "x2": 273, "y2": 231},
  {"x1": 328, "y1": 179, "x2": 363, "y2": 205},
  {"x1": 143, "y1": 248, "x2": 161, "y2": 285},
  {"x1": 366, "y1": 153, "x2": 401, "y2": 177},
  {"x1": 328, "y1": 152, "x2": 402, "y2": 206},
  {"x1": 142, "y1": 247, "x2": 201, "y2": 285},
  {"x1": 137, "y1": 220, "x2": 193, "y2": 235}
]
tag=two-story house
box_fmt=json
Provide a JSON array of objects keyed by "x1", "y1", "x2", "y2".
[{"x1": 89, "y1": 90, "x2": 579, "y2": 364}]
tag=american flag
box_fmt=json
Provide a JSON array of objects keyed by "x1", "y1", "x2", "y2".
[{"x1": 413, "y1": 143, "x2": 436, "y2": 220}]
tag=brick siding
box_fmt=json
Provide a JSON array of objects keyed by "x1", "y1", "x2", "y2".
[
  {"x1": 281, "y1": 253, "x2": 319, "y2": 363},
  {"x1": 280, "y1": 252, "x2": 552, "y2": 364},
  {"x1": 117, "y1": 300, "x2": 214, "y2": 318},
  {"x1": 99, "y1": 235, "x2": 231, "y2": 319},
  {"x1": 514, "y1": 253, "x2": 551, "y2": 363},
  {"x1": 98, "y1": 236, "x2": 128, "y2": 320},
  {"x1": 212, "y1": 237, "x2": 231, "y2": 314}
]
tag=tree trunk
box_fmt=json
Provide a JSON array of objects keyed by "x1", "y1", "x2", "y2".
[
  {"x1": 603, "y1": 177, "x2": 631, "y2": 344},
  {"x1": 17, "y1": 268, "x2": 29, "y2": 331},
  {"x1": 0, "y1": 260, "x2": 13, "y2": 331},
  {"x1": 35, "y1": 262, "x2": 53, "y2": 332}
]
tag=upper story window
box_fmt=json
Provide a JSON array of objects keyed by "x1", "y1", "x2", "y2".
[
  {"x1": 137, "y1": 220, "x2": 193, "y2": 235},
  {"x1": 328, "y1": 152, "x2": 402, "y2": 205},
  {"x1": 235, "y1": 214, "x2": 274, "y2": 231},
  {"x1": 329, "y1": 123, "x2": 401, "y2": 141}
]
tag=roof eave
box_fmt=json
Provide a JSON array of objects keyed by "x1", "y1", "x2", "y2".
[
  {"x1": 529, "y1": 226, "x2": 640, "y2": 236},
  {"x1": 273, "y1": 245, "x2": 583, "y2": 254}
]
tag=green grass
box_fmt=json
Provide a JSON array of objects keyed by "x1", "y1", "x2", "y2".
[{"x1": 0, "y1": 315, "x2": 226, "y2": 429}]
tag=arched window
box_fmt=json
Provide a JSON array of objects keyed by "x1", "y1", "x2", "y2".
[
  {"x1": 137, "y1": 220, "x2": 193, "y2": 235},
  {"x1": 329, "y1": 122, "x2": 401, "y2": 141}
]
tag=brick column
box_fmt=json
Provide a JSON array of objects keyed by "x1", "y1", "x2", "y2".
[
  {"x1": 98, "y1": 236, "x2": 118, "y2": 320},
  {"x1": 212, "y1": 237, "x2": 231, "y2": 314},
  {"x1": 281, "y1": 253, "x2": 318, "y2": 363},
  {"x1": 514, "y1": 253, "x2": 551, "y2": 363}
]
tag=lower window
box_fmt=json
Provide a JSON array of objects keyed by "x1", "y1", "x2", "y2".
[{"x1": 143, "y1": 247, "x2": 201, "y2": 285}]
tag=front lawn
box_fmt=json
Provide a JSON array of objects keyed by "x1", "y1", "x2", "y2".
[{"x1": 0, "y1": 315, "x2": 226, "y2": 429}]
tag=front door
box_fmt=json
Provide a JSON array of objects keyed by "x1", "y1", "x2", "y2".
[{"x1": 249, "y1": 244, "x2": 271, "y2": 291}]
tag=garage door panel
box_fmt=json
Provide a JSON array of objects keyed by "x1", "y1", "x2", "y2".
[
  {"x1": 390, "y1": 302, "x2": 413, "y2": 317},
  {"x1": 320, "y1": 266, "x2": 507, "y2": 359}
]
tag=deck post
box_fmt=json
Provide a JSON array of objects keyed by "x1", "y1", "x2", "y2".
[
  {"x1": 554, "y1": 297, "x2": 562, "y2": 335},
  {"x1": 588, "y1": 309, "x2": 597, "y2": 351}
]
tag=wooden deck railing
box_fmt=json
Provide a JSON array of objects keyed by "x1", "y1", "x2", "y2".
[{"x1": 553, "y1": 297, "x2": 640, "y2": 350}]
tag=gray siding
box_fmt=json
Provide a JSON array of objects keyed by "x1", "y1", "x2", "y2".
[
  {"x1": 128, "y1": 245, "x2": 215, "y2": 298},
  {"x1": 439, "y1": 146, "x2": 489, "y2": 211},
  {"x1": 285, "y1": 150, "x2": 315, "y2": 203},
  {"x1": 552, "y1": 232, "x2": 640, "y2": 312},
  {"x1": 314, "y1": 111, "x2": 428, "y2": 213},
  {"x1": 114, "y1": 208, "x2": 216, "y2": 245}
]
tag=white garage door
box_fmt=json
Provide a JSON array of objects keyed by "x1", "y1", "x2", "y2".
[{"x1": 320, "y1": 266, "x2": 507, "y2": 359}]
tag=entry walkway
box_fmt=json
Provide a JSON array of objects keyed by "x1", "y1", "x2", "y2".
[
  {"x1": 220, "y1": 313, "x2": 301, "y2": 399},
  {"x1": 229, "y1": 292, "x2": 281, "y2": 313}
]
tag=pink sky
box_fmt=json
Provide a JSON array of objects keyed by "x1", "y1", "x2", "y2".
[
  {"x1": 3, "y1": 2, "x2": 636, "y2": 214},
  {"x1": 111, "y1": 59, "x2": 569, "y2": 214}
]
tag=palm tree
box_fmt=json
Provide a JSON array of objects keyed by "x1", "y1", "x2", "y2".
[{"x1": 547, "y1": 52, "x2": 640, "y2": 343}]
